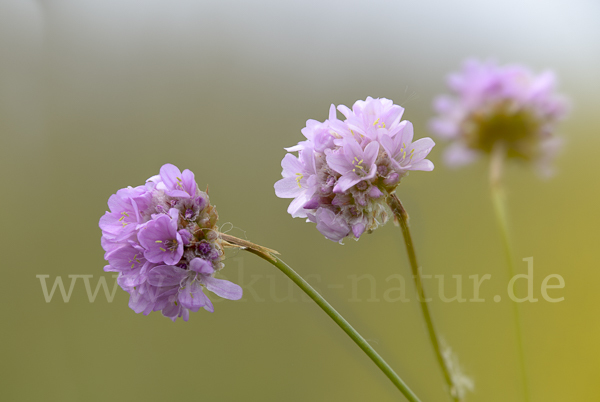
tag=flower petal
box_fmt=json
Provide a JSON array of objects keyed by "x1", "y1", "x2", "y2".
[
  {"x1": 280, "y1": 154, "x2": 304, "y2": 177},
  {"x1": 204, "y1": 277, "x2": 243, "y2": 300},
  {"x1": 179, "y1": 279, "x2": 208, "y2": 311},
  {"x1": 363, "y1": 141, "x2": 380, "y2": 166},
  {"x1": 159, "y1": 164, "x2": 182, "y2": 190},
  {"x1": 342, "y1": 139, "x2": 364, "y2": 163},
  {"x1": 203, "y1": 297, "x2": 215, "y2": 313},
  {"x1": 333, "y1": 174, "x2": 361, "y2": 193},
  {"x1": 400, "y1": 121, "x2": 414, "y2": 144},
  {"x1": 409, "y1": 159, "x2": 435, "y2": 171},
  {"x1": 287, "y1": 193, "x2": 310, "y2": 218},
  {"x1": 274, "y1": 177, "x2": 303, "y2": 199},
  {"x1": 352, "y1": 222, "x2": 366, "y2": 238},
  {"x1": 147, "y1": 265, "x2": 187, "y2": 287},
  {"x1": 189, "y1": 258, "x2": 214, "y2": 275},
  {"x1": 181, "y1": 169, "x2": 197, "y2": 197},
  {"x1": 326, "y1": 151, "x2": 351, "y2": 175},
  {"x1": 314, "y1": 208, "x2": 350, "y2": 242},
  {"x1": 409, "y1": 137, "x2": 435, "y2": 162}
]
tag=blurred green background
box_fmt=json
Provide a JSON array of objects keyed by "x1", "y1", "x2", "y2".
[{"x1": 1, "y1": 0, "x2": 599, "y2": 401}]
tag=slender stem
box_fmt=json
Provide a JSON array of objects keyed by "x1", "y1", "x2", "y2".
[
  {"x1": 387, "y1": 193, "x2": 459, "y2": 402},
  {"x1": 244, "y1": 248, "x2": 421, "y2": 402},
  {"x1": 489, "y1": 144, "x2": 530, "y2": 402}
]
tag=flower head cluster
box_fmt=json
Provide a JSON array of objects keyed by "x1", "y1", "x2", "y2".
[
  {"x1": 430, "y1": 59, "x2": 569, "y2": 176},
  {"x1": 99, "y1": 164, "x2": 242, "y2": 321},
  {"x1": 275, "y1": 97, "x2": 435, "y2": 243}
]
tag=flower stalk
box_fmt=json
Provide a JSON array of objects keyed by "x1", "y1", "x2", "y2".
[
  {"x1": 490, "y1": 144, "x2": 530, "y2": 402},
  {"x1": 222, "y1": 235, "x2": 421, "y2": 402},
  {"x1": 386, "y1": 193, "x2": 460, "y2": 402}
]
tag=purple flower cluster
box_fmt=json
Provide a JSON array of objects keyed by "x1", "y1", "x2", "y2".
[
  {"x1": 275, "y1": 97, "x2": 435, "y2": 243},
  {"x1": 99, "y1": 164, "x2": 242, "y2": 321},
  {"x1": 430, "y1": 59, "x2": 569, "y2": 176}
]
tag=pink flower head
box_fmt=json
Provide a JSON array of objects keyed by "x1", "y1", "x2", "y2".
[
  {"x1": 430, "y1": 59, "x2": 569, "y2": 176},
  {"x1": 99, "y1": 163, "x2": 242, "y2": 321},
  {"x1": 275, "y1": 98, "x2": 435, "y2": 243}
]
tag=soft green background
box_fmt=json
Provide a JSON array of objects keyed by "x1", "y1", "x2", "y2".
[{"x1": 1, "y1": 1, "x2": 599, "y2": 401}]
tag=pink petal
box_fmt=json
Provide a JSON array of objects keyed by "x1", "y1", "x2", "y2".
[
  {"x1": 181, "y1": 169, "x2": 197, "y2": 196},
  {"x1": 280, "y1": 154, "x2": 304, "y2": 177},
  {"x1": 287, "y1": 193, "x2": 310, "y2": 218},
  {"x1": 343, "y1": 139, "x2": 364, "y2": 163},
  {"x1": 147, "y1": 265, "x2": 187, "y2": 287},
  {"x1": 363, "y1": 141, "x2": 380, "y2": 166},
  {"x1": 159, "y1": 164, "x2": 182, "y2": 190},
  {"x1": 274, "y1": 178, "x2": 302, "y2": 199},
  {"x1": 326, "y1": 152, "x2": 352, "y2": 175},
  {"x1": 204, "y1": 277, "x2": 243, "y2": 300},
  {"x1": 337, "y1": 104, "x2": 352, "y2": 118},
  {"x1": 328, "y1": 104, "x2": 337, "y2": 120},
  {"x1": 399, "y1": 121, "x2": 414, "y2": 144},
  {"x1": 409, "y1": 137, "x2": 435, "y2": 162},
  {"x1": 189, "y1": 258, "x2": 214, "y2": 275},
  {"x1": 409, "y1": 159, "x2": 435, "y2": 171},
  {"x1": 178, "y1": 280, "x2": 207, "y2": 311},
  {"x1": 333, "y1": 174, "x2": 361, "y2": 193}
]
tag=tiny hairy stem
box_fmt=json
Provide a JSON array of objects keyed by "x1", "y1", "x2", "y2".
[
  {"x1": 387, "y1": 193, "x2": 460, "y2": 402},
  {"x1": 238, "y1": 243, "x2": 421, "y2": 402},
  {"x1": 490, "y1": 144, "x2": 530, "y2": 402}
]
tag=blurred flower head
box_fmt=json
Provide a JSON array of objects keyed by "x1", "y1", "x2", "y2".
[
  {"x1": 430, "y1": 59, "x2": 569, "y2": 176},
  {"x1": 275, "y1": 97, "x2": 435, "y2": 243},
  {"x1": 99, "y1": 163, "x2": 242, "y2": 321}
]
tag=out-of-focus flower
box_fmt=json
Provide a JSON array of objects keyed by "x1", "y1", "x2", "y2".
[
  {"x1": 275, "y1": 97, "x2": 435, "y2": 243},
  {"x1": 100, "y1": 163, "x2": 242, "y2": 321},
  {"x1": 430, "y1": 59, "x2": 569, "y2": 176}
]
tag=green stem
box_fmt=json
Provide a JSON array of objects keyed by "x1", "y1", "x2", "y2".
[
  {"x1": 490, "y1": 144, "x2": 530, "y2": 402},
  {"x1": 387, "y1": 193, "x2": 459, "y2": 402},
  {"x1": 245, "y1": 248, "x2": 421, "y2": 402}
]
